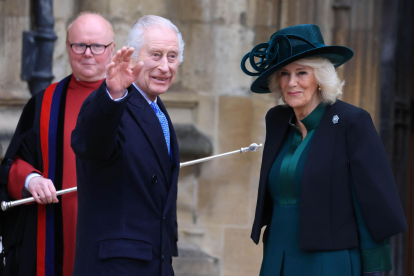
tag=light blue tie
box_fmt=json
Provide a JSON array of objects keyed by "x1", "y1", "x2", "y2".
[{"x1": 150, "y1": 101, "x2": 171, "y2": 156}]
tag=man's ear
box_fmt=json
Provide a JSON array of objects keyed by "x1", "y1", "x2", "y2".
[
  {"x1": 110, "y1": 42, "x2": 116, "y2": 55},
  {"x1": 66, "y1": 41, "x2": 72, "y2": 54}
]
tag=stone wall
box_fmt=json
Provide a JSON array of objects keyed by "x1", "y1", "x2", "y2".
[
  {"x1": 0, "y1": 0, "x2": 31, "y2": 156},
  {"x1": 0, "y1": 0, "x2": 384, "y2": 275}
]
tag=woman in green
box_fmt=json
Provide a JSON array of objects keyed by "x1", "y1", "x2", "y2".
[{"x1": 241, "y1": 24, "x2": 407, "y2": 276}]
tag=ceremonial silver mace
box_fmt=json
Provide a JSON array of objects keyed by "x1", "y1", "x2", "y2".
[{"x1": 1, "y1": 143, "x2": 262, "y2": 211}]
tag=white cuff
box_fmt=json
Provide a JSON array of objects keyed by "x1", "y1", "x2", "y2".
[
  {"x1": 106, "y1": 88, "x2": 128, "y2": 101},
  {"x1": 25, "y1": 173, "x2": 43, "y2": 189}
]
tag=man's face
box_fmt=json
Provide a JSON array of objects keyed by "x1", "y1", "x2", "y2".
[
  {"x1": 134, "y1": 27, "x2": 179, "y2": 101},
  {"x1": 66, "y1": 15, "x2": 115, "y2": 82}
]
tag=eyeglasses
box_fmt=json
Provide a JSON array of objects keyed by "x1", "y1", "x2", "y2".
[{"x1": 68, "y1": 42, "x2": 113, "y2": 55}]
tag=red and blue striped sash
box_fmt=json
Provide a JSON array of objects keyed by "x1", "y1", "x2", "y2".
[{"x1": 37, "y1": 76, "x2": 69, "y2": 276}]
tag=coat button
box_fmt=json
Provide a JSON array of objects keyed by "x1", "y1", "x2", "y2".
[
  {"x1": 161, "y1": 255, "x2": 165, "y2": 261},
  {"x1": 151, "y1": 175, "x2": 158, "y2": 184}
]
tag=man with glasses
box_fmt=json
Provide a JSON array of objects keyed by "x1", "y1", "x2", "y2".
[{"x1": 1, "y1": 12, "x2": 114, "y2": 276}]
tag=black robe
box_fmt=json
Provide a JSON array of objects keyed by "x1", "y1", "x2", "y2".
[{"x1": 0, "y1": 77, "x2": 71, "y2": 276}]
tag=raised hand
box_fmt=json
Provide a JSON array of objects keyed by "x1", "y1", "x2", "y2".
[
  {"x1": 28, "y1": 176, "x2": 59, "y2": 204},
  {"x1": 106, "y1": 47, "x2": 143, "y2": 99}
]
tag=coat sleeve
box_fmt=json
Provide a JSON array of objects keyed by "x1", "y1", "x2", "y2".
[
  {"x1": 346, "y1": 109, "x2": 407, "y2": 241},
  {"x1": 8, "y1": 156, "x2": 41, "y2": 200},
  {"x1": 71, "y1": 81, "x2": 131, "y2": 161},
  {"x1": 351, "y1": 181, "x2": 392, "y2": 272}
]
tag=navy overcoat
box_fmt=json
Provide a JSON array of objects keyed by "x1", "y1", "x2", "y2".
[
  {"x1": 251, "y1": 100, "x2": 407, "y2": 250},
  {"x1": 71, "y1": 82, "x2": 180, "y2": 276}
]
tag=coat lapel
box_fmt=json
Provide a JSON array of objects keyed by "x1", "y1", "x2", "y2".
[
  {"x1": 300, "y1": 103, "x2": 339, "y2": 215},
  {"x1": 126, "y1": 86, "x2": 171, "y2": 185},
  {"x1": 302, "y1": 103, "x2": 339, "y2": 185},
  {"x1": 261, "y1": 107, "x2": 293, "y2": 180}
]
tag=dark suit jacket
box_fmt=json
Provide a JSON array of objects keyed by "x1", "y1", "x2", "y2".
[
  {"x1": 71, "y1": 82, "x2": 179, "y2": 276},
  {"x1": 251, "y1": 100, "x2": 407, "y2": 250}
]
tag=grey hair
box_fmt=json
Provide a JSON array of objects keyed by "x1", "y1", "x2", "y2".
[
  {"x1": 126, "y1": 15, "x2": 185, "y2": 64},
  {"x1": 268, "y1": 57, "x2": 344, "y2": 105}
]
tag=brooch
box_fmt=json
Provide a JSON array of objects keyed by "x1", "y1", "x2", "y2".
[{"x1": 332, "y1": 115, "x2": 339, "y2": 124}]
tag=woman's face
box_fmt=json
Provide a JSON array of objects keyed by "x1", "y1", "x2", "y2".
[{"x1": 278, "y1": 61, "x2": 320, "y2": 113}]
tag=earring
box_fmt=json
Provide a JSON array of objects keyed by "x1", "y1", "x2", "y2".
[{"x1": 318, "y1": 85, "x2": 322, "y2": 92}]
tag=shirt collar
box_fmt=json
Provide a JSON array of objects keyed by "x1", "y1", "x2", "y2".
[
  {"x1": 289, "y1": 103, "x2": 326, "y2": 131},
  {"x1": 73, "y1": 74, "x2": 106, "y2": 82},
  {"x1": 132, "y1": 82, "x2": 157, "y2": 105}
]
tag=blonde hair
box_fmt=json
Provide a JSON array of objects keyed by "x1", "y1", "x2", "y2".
[
  {"x1": 66, "y1": 12, "x2": 114, "y2": 42},
  {"x1": 126, "y1": 15, "x2": 185, "y2": 64},
  {"x1": 268, "y1": 57, "x2": 344, "y2": 105}
]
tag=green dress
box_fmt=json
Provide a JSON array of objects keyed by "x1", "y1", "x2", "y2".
[{"x1": 259, "y1": 104, "x2": 392, "y2": 276}]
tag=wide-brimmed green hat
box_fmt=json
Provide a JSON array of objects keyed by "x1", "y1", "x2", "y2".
[{"x1": 241, "y1": 24, "x2": 354, "y2": 94}]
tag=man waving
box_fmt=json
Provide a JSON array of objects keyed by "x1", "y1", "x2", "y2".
[{"x1": 71, "y1": 15, "x2": 184, "y2": 276}]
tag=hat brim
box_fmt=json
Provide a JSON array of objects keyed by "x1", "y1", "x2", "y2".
[{"x1": 250, "y1": 46, "x2": 354, "y2": 94}]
